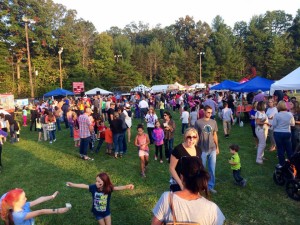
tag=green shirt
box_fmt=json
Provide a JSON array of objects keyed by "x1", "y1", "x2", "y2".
[{"x1": 230, "y1": 153, "x2": 241, "y2": 170}]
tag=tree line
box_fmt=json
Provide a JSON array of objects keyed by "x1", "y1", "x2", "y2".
[{"x1": 0, "y1": 0, "x2": 299, "y2": 98}]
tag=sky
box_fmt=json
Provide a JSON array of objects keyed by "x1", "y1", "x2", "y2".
[{"x1": 52, "y1": 0, "x2": 300, "y2": 32}]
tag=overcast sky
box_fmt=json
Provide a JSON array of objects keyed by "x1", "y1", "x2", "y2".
[{"x1": 52, "y1": 0, "x2": 299, "y2": 32}]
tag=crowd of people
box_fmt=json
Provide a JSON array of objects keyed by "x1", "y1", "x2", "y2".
[{"x1": 0, "y1": 88, "x2": 299, "y2": 224}]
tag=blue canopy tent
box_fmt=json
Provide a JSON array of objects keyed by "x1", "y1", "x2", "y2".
[
  {"x1": 210, "y1": 80, "x2": 240, "y2": 90},
  {"x1": 43, "y1": 88, "x2": 74, "y2": 98},
  {"x1": 230, "y1": 76, "x2": 274, "y2": 92}
]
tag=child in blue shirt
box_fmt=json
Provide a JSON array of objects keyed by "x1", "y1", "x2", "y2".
[{"x1": 67, "y1": 172, "x2": 134, "y2": 224}]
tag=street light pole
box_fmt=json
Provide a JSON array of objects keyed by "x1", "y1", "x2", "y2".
[
  {"x1": 23, "y1": 17, "x2": 35, "y2": 98},
  {"x1": 58, "y1": 47, "x2": 63, "y2": 88},
  {"x1": 197, "y1": 51, "x2": 205, "y2": 84}
]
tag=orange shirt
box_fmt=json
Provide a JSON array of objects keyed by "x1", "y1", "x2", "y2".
[{"x1": 105, "y1": 128, "x2": 113, "y2": 144}]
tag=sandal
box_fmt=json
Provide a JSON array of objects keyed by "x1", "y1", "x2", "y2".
[{"x1": 84, "y1": 156, "x2": 94, "y2": 161}]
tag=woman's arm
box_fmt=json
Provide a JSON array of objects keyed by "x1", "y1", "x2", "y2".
[
  {"x1": 151, "y1": 216, "x2": 163, "y2": 225},
  {"x1": 169, "y1": 155, "x2": 183, "y2": 190},
  {"x1": 30, "y1": 191, "x2": 59, "y2": 207},
  {"x1": 24, "y1": 207, "x2": 70, "y2": 220},
  {"x1": 66, "y1": 182, "x2": 89, "y2": 189},
  {"x1": 113, "y1": 184, "x2": 134, "y2": 191}
]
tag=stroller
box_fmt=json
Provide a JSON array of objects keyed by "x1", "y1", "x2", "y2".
[{"x1": 273, "y1": 152, "x2": 300, "y2": 201}]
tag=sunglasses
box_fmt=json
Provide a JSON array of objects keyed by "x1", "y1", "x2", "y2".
[{"x1": 186, "y1": 135, "x2": 197, "y2": 139}]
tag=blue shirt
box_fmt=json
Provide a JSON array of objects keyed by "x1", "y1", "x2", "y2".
[
  {"x1": 12, "y1": 202, "x2": 34, "y2": 225},
  {"x1": 89, "y1": 184, "x2": 111, "y2": 217}
]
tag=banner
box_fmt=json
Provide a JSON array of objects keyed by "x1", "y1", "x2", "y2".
[{"x1": 73, "y1": 82, "x2": 84, "y2": 94}]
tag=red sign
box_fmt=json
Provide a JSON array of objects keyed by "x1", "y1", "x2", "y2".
[{"x1": 73, "y1": 82, "x2": 84, "y2": 94}]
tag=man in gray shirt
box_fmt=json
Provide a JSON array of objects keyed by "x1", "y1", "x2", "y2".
[{"x1": 195, "y1": 105, "x2": 220, "y2": 194}]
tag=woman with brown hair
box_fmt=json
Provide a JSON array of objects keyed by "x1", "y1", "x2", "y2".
[
  {"x1": 162, "y1": 111, "x2": 176, "y2": 161},
  {"x1": 152, "y1": 156, "x2": 225, "y2": 225},
  {"x1": 255, "y1": 101, "x2": 270, "y2": 164}
]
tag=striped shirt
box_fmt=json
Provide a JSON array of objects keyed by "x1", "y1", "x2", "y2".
[{"x1": 78, "y1": 114, "x2": 91, "y2": 138}]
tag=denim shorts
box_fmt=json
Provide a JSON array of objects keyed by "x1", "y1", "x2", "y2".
[{"x1": 95, "y1": 213, "x2": 111, "y2": 221}]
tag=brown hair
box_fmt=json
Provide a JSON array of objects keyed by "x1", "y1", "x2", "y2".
[{"x1": 96, "y1": 173, "x2": 114, "y2": 194}]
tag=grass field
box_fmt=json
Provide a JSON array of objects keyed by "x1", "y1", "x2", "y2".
[{"x1": 1, "y1": 110, "x2": 300, "y2": 225}]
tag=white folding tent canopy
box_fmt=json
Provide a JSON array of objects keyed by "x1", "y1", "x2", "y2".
[
  {"x1": 85, "y1": 87, "x2": 113, "y2": 95},
  {"x1": 270, "y1": 67, "x2": 300, "y2": 95},
  {"x1": 151, "y1": 85, "x2": 169, "y2": 93}
]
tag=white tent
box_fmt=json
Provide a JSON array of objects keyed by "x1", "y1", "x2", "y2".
[
  {"x1": 85, "y1": 87, "x2": 112, "y2": 95},
  {"x1": 270, "y1": 67, "x2": 300, "y2": 95},
  {"x1": 190, "y1": 83, "x2": 206, "y2": 89},
  {"x1": 130, "y1": 84, "x2": 151, "y2": 93},
  {"x1": 151, "y1": 85, "x2": 169, "y2": 93}
]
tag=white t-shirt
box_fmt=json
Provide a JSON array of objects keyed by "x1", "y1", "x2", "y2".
[
  {"x1": 145, "y1": 113, "x2": 158, "y2": 128},
  {"x1": 266, "y1": 107, "x2": 278, "y2": 130},
  {"x1": 221, "y1": 108, "x2": 233, "y2": 121},
  {"x1": 153, "y1": 192, "x2": 225, "y2": 225},
  {"x1": 180, "y1": 111, "x2": 189, "y2": 124}
]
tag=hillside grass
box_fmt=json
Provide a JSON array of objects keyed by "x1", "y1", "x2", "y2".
[{"x1": 1, "y1": 110, "x2": 299, "y2": 225}]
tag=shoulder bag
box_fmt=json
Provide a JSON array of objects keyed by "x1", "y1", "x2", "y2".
[{"x1": 164, "y1": 192, "x2": 200, "y2": 225}]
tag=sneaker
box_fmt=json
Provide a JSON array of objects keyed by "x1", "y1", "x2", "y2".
[
  {"x1": 49, "y1": 141, "x2": 52, "y2": 144},
  {"x1": 276, "y1": 164, "x2": 282, "y2": 169},
  {"x1": 160, "y1": 160, "x2": 163, "y2": 163},
  {"x1": 53, "y1": 139, "x2": 56, "y2": 142},
  {"x1": 141, "y1": 172, "x2": 146, "y2": 178},
  {"x1": 242, "y1": 179, "x2": 247, "y2": 187},
  {"x1": 154, "y1": 156, "x2": 158, "y2": 160},
  {"x1": 209, "y1": 189, "x2": 217, "y2": 194}
]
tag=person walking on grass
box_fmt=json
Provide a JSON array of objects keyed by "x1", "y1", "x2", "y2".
[
  {"x1": 134, "y1": 124, "x2": 150, "y2": 178},
  {"x1": 152, "y1": 121, "x2": 164, "y2": 163},
  {"x1": 255, "y1": 101, "x2": 270, "y2": 165},
  {"x1": 180, "y1": 106, "x2": 189, "y2": 134},
  {"x1": 66, "y1": 172, "x2": 134, "y2": 225},
  {"x1": 45, "y1": 112, "x2": 56, "y2": 144},
  {"x1": 78, "y1": 108, "x2": 94, "y2": 160},
  {"x1": 228, "y1": 144, "x2": 247, "y2": 187},
  {"x1": 195, "y1": 105, "x2": 220, "y2": 194},
  {"x1": 221, "y1": 102, "x2": 234, "y2": 138},
  {"x1": 22, "y1": 106, "x2": 27, "y2": 126},
  {"x1": 36, "y1": 114, "x2": 43, "y2": 141},
  {"x1": 0, "y1": 189, "x2": 70, "y2": 225}
]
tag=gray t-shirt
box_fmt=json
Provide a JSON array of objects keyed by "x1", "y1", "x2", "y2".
[
  {"x1": 195, "y1": 118, "x2": 218, "y2": 152},
  {"x1": 221, "y1": 108, "x2": 232, "y2": 121},
  {"x1": 153, "y1": 192, "x2": 225, "y2": 225}
]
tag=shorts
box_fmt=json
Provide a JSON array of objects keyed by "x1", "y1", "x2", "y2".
[
  {"x1": 139, "y1": 150, "x2": 149, "y2": 157},
  {"x1": 37, "y1": 128, "x2": 42, "y2": 132},
  {"x1": 95, "y1": 212, "x2": 111, "y2": 221},
  {"x1": 106, "y1": 143, "x2": 113, "y2": 150}
]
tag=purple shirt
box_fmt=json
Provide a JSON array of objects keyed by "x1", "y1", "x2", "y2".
[
  {"x1": 78, "y1": 114, "x2": 91, "y2": 138},
  {"x1": 152, "y1": 128, "x2": 164, "y2": 146}
]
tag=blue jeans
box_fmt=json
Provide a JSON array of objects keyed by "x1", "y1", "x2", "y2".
[
  {"x1": 49, "y1": 130, "x2": 56, "y2": 141},
  {"x1": 95, "y1": 138, "x2": 105, "y2": 153},
  {"x1": 80, "y1": 136, "x2": 91, "y2": 156},
  {"x1": 69, "y1": 124, "x2": 74, "y2": 137},
  {"x1": 201, "y1": 150, "x2": 216, "y2": 190},
  {"x1": 274, "y1": 132, "x2": 293, "y2": 166},
  {"x1": 122, "y1": 130, "x2": 127, "y2": 154},
  {"x1": 56, "y1": 119, "x2": 61, "y2": 131},
  {"x1": 164, "y1": 138, "x2": 174, "y2": 159},
  {"x1": 113, "y1": 133, "x2": 124, "y2": 155},
  {"x1": 181, "y1": 123, "x2": 188, "y2": 134},
  {"x1": 233, "y1": 169, "x2": 244, "y2": 184}
]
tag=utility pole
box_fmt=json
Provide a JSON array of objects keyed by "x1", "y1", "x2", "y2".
[
  {"x1": 58, "y1": 47, "x2": 64, "y2": 88},
  {"x1": 23, "y1": 17, "x2": 35, "y2": 98},
  {"x1": 197, "y1": 51, "x2": 205, "y2": 84}
]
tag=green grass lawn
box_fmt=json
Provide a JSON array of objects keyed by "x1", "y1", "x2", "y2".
[{"x1": 1, "y1": 111, "x2": 300, "y2": 225}]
